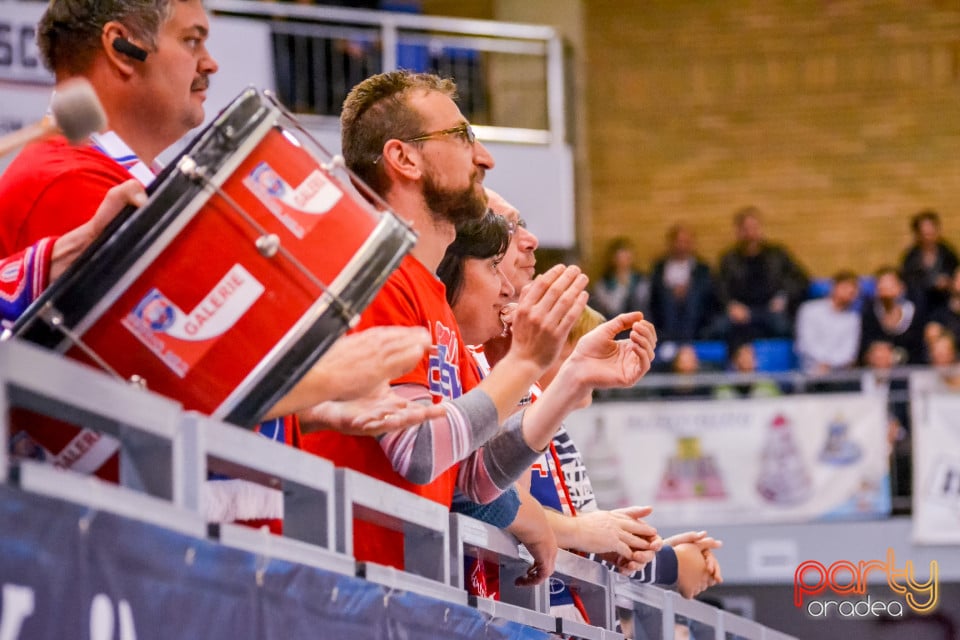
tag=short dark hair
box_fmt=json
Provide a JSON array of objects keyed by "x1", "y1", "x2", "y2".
[
  {"x1": 832, "y1": 270, "x2": 859, "y2": 285},
  {"x1": 666, "y1": 223, "x2": 688, "y2": 243},
  {"x1": 38, "y1": 0, "x2": 172, "y2": 75},
  {"x1": 874, "y1": 265, "x2": 902, "y2": 281},
  {"x1": 437, "y1": 211, "x2": 511, "y2": 306},
  {"x1": 733, "y1": 205, "x2": 762, "y2": 227},
  {"x1": 340, "y1": 70, "x2": 457, "y2": 197},
  {"x1": 910, "y1": 209, "x2": 940, "y2": 233},
  {"x1": 602, "y1": 236, "x2": 635, "y2": 279}
]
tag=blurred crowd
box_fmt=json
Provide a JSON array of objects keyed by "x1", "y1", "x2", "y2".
[{"x1": 592, "y1": 207, "x2": 960, "y2": 376}]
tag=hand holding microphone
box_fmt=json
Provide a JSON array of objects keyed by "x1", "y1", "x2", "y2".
[{"x1": 0, "y1": 77, "x2": 107, "y2": 158}]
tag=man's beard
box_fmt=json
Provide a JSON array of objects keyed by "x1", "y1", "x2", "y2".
[{"x1": 422, "y1": 170, "x2": 487, "y2": 226}]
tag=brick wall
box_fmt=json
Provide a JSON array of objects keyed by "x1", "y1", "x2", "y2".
[
  {"x1": 583, "y1": 0, "x2": 960, "y2": 279},
  {"x1": 421, "y1": 0, "x2": 493, "y2": 19}
]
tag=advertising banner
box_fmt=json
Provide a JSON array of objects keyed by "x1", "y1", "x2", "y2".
[
  {"x1": 565, "y1": 394, "x2": 890, "y2": 526},
  {"x1": 911, "y1": 390, "x2": 960, "y2": 545}
]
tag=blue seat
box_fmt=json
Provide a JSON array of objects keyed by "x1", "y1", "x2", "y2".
[
  {"x1": 808, "y1": 277, "x2": 832, "y2": 299},
  {"x1": 752, "y1": 338, "x2": 796, "y2": 372},
  {"x1": 692, "y1": 340, "x2": 729, "y2": 366},
  {"x1": 397, "y1": 43, "x2": 430, "y2": 72},
  {"x1": 858, "y1": 276, "x2": 876, "y2": 300},
  {"x1": 383, "y1": 1, "x2": 430, "y2": 72}
]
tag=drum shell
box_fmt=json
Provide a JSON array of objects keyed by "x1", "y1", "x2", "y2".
[{"x1": 12, "y1": 88, "x2": 415, "y2": 427}]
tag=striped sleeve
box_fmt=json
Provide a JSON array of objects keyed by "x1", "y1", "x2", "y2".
[
  {"x1": 376, "y1": 384, "x2": 540, "y2": 502},
  {"x1": 0, "y1": 237, "x2": 56, "y2": 324},
  {"x1": 455, "y1": 408, "x2": 542, "y2": 503},
  {"x1": 378, "y1": 383, "x2": 501, "y2": 485}
]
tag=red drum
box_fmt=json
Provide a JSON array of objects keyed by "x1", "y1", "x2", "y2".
[{"x1": 11, "y1": 88, "x2": 415, "y2": 426}]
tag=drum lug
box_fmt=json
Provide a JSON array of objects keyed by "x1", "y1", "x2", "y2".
[
  {"x1": 38, "y1": 303, "x2": 64, "y2": 329},
  {"x1": 129, "y1": 375, "x2": 148, "y2": 390},
  {"x1": 177, "y1": 155, "x2": 200, "y2": 179},
  {"x1": 255, "y1": 234, "x2": 281, "y2": 258}
]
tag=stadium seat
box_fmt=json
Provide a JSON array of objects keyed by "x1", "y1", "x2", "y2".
[
  {"x1": 752, "y1": 338, "x2": 797, "y2": 372},
  {"x1": 858, "y1": 275, "x2": 876, "y2": 300},
  {"x1": 808, "y1": 277, "x2": 832, "y2": 299},
  {"x1": 693, "y1": 340, "x2": 729, "y2": 367}
]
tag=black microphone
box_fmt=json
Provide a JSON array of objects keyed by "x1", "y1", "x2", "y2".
[{"x1": 112, "y1": 37, "x2": 148, "y2": 62}]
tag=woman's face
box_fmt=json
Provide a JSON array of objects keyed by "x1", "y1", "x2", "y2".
[{"x1": 452, "y1": 256, "x2": 515, "y2": 345}]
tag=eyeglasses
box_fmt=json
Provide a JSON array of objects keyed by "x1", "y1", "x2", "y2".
[
  {"x1": 404, "y1": 123, "x2": 476, "y2": 146},
  {"x1": 505, "y1": 217, "x2": 528, "y2": 236},
  {"x1": 373, "y1": 123, "x2": 477, "y2": 165}
]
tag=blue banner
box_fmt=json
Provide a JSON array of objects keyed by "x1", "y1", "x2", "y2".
[{"x1": 0, "y1": 485, "x2": 548, "y2": 640}]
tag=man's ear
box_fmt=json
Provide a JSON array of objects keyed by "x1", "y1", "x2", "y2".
[
  {"x1": 380, "y1": 138, "x2": 421, "y2": 181},
  {"x1": 101, "y1": 22, "x2": 140, "y2": 76}
]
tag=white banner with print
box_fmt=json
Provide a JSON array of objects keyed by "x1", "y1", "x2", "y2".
[
  {"x1": 911, "y1": 388, "x2": 960, "y2": 545},
  {"x1": 564, "y1": 393, "x2": 890, "y2": 526}
]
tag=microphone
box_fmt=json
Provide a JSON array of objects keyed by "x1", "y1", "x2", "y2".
[
  {"x1": 0, "y1": 77, "x2": 106, "y2": 158},
  {"x1": 112, "y1": 37, "x2": 148, "y2": 62}
]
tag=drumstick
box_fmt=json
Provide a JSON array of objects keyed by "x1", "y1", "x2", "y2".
[{"x1": 0, "y1": 77, "x2": 106, "y2": 158}]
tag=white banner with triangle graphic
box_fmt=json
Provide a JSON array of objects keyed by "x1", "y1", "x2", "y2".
[{"x1": 565, "y1": 393, "x2": 890, "y2": 526}]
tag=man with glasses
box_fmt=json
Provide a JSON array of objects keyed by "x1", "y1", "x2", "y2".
[{"x1": 303, "y1": 70, "x2": 657, "y2": 577}]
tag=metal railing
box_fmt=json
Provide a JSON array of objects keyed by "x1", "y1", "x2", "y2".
[
  {"x1": 0, "y1": 338, "x2": 798, "y2": 640},
  {"x1": 206, "y1": 0, "x2": 567, "y2": 146}
]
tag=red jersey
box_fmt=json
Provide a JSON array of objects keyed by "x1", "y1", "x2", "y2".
[
  {"x1": 302, "y1": 254, "x2": 482, "y2": 569},
  {"x1": 0, "y1": 136, "x2": 133, "y2": 256},
  {"x1": 1, "y1": 137, "x2": 132, "y2": 479}
]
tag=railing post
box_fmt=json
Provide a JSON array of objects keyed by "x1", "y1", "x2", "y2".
[
  {"x1": 381, "y1": 18, "x2": 398, "y2": 72},
  {"x1": 660, "y1": 590, "x2": 674, "y2": 640},
  {"x1": 546, "y1": 33, "x2": 566, "y2": 148}
]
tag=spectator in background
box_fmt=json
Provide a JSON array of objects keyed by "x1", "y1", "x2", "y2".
[
  {"x1": 713, "y1": 343, "x2": 782, "y2": 399},
  {"x1": 710, "y1": 206, "x2": 809, "y2": 347},
  {"x1": 900, "y1": 210, "x2": 958, "y2": 320},
  {"x1": 859, "y1": 266, "x2": 926, "y2": 365},
  {"x1": 661, "y1": 344, "x2": 712, "y2": 399},
  {"x1": 649, "y1": 223, "x2": 715, "y2": 342},
  {"x1": 927, "y1": 330, "x2": 960, "y2": 390},
  {"x1": 925, "y1": 265, "x2": 960, "y2": 348},
  {"x1": 592, "y1": 237, "x2": 650, "y2": 328},
  {"x1": 794, "y1": 270, "x2": 861, "y2": 375},
  {"x1": 929, "y1": 331, "x2": 958, "y2": 367},
  {"x1": 673, "y1": 344, "x2": 701, "y2": 376},
  {"x1": 860, "y1": 340, "x2": 911, "y2": 502}
]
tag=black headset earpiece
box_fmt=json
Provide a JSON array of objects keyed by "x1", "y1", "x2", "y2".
[{"x1": 112, "y1": 37, "x2": 148, "y2": 62}]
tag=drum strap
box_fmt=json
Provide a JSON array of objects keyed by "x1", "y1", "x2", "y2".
[{"x1": 89, "y1": 130, "x2": 157, "y2": 187}]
